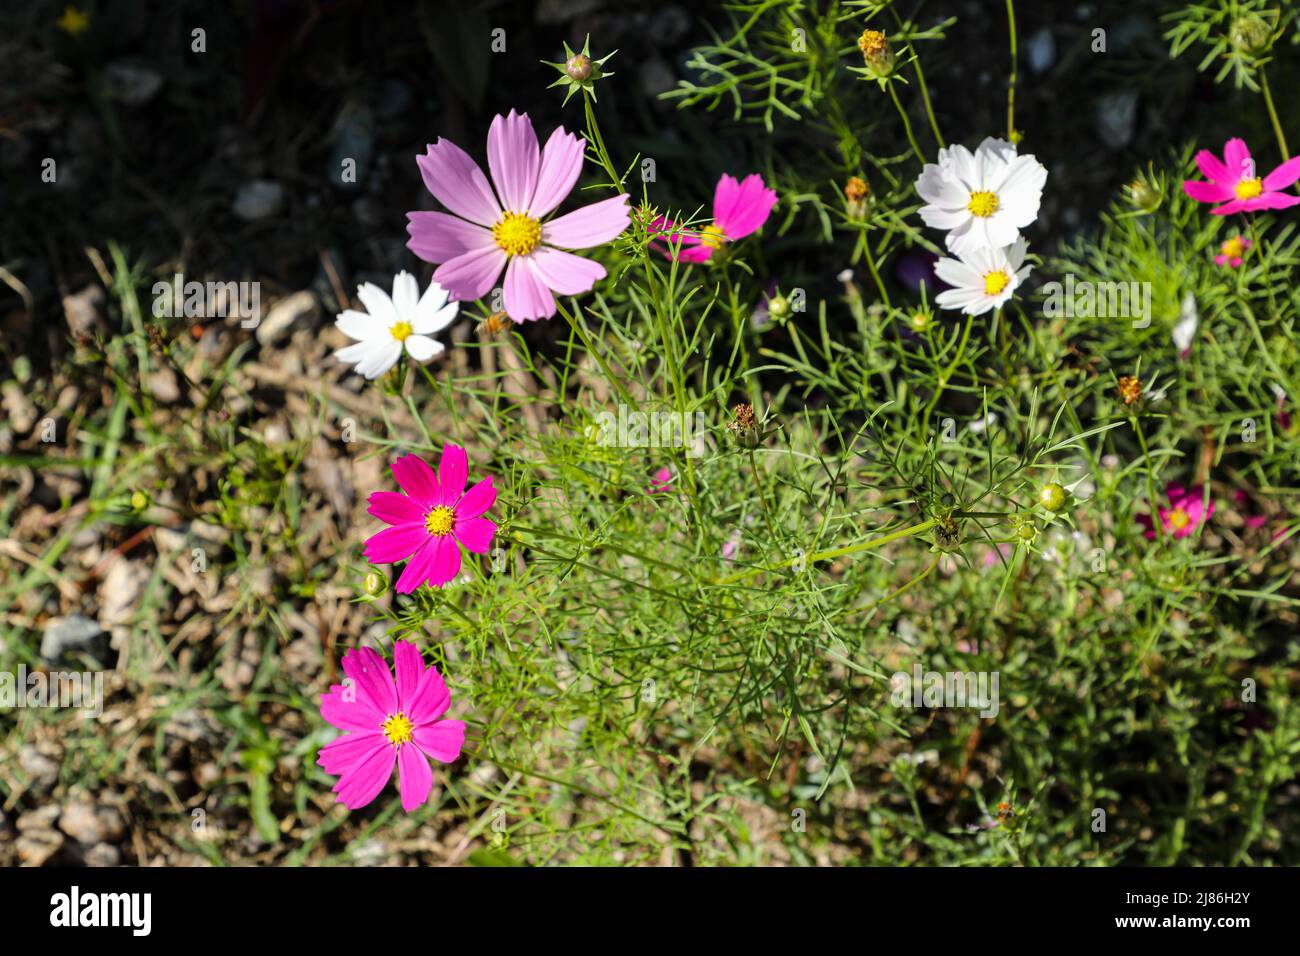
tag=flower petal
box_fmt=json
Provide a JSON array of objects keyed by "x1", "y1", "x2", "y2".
[
  {"x1": 391, "y1": 271, "x2": 420, "y2": 317},
  {"x1": 531, "y1": 246, "x2": 607, "y2": 296},
  {"x1": 341, "y1": 646, "x2": 398, "y2": 714},
  {"x1": 1194, "y1": 148, "x2": 1232, "y2": 185},
  {"x1": 367, "y1": 491, "x2": 427, "y2": 526},
  {"x1": 416, "y1": 138, "x2": 502, "y2": 227},
  {"x1": 1264, "y1": 156, "x2": 1300, "y2": 191},
  {"x1": 331, "y1": 741, "x2": 396, "y2": 811},
  {"x1": 456, "y1": 476, "x2": 496, "y2": 519},
  {"x1": 454, "y1": 515, "x2": 496, "y2": 554},
  {"x1": 406, "y1": 211, "x2": 496, "y2": 265},
  {"x1": 397, "y1": 745, "x2": 434, "y2": 813},
  {"x1": 393, "y1": 641, "x2": 425, "y2": 711},
  {"x1": 394, "y1": 537, "x2": 440, "y2": 593},
  {"x1": 356, "y1": 282, "x2": 399, "y2": 326},
  {"x1": 715, "y1": 173, "x2": 777, "y2": 240},
  {"x1": 426, "y1": 535, "x2": 462, "y2": 587},
  {"x1": 318, "y1": 732, "x2": 387, "y2": 776},
  {"x1": 392, "y1": 453, "x2": 440, "y2": 505},
  {"x1": 541, "y1": 194, "x2": 631, "y2": 249},
  {"x1": 413, "y1": 720, "x2": 466, "y2": 764},
  {"x1": 1183, "y1": 180, "x2": 1235, "y2": 203},
  {"x1": 336, "y1": 309, "x2": 385, "y2": 342},
  {"x1": 531, "y1": 126, "x2": 585, "y2": 217},
  {"x1": 363, "y1": 522, "x2": 429, "y2": 564},
  {"x1": 320, "y1": 684, "x2": 385, "y2": 732},
  {"x1": 1222, "y1": 137, "x2": 1253, "y2": 181},
  {"x1": 434, "y1": 245, "x2": 508, "y2": 303},
  {"x1": 487, "y1": 110, "x2": 541, "y2": 213},
  {"x1": 403, "y1": 334, "x2": 445, "y2": 362},
  {"x1": 437, "y1": 444, "x2": 469, "y2": 504},
  {"x1": 503, "y1": 256, "x2": 557, "y2": 322},
  {"x1": 408, "y1": 666, "x2": 451, "y2": 725}
]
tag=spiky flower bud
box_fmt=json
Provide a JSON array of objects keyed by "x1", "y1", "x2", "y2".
[
  {"x1": 565, "y1": 54, "x2": 593, "y2": 81},
  {"x1": 1037, "y1": 482, "x2": 1067, "y2": 512}
]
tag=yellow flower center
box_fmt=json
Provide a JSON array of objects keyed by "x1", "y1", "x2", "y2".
[
  {"x1": 1234, "y1": 177, "x2": 1264, "y2": 200},
  {"x1": 425, "y1": 505, "x2": 455, "y2": 536},
  {"x1": 492, "y1": 211, "x2": 542, "y2": 256},
  {"x1": 382, "y1": 712, "x2": 414, "y2": 746},
  {"x1": 1167, "y1": 508, "x2": 1191, "y2": 531},
  {"x1": 983, "y1": 270, "x2": 1010, "y2": 296},
  {"x1": 700, "y1": 224, "x2": 727, "y2": 250},
  {"x1": 967, "y1": 190, "x2": 999, "y2": 218},
  {"x1": 1220, "y1": 236, "x2": 1245, "y2": 259},
  {"x1": 389, "y1": 320, "x2": 413, "y2": 342}
]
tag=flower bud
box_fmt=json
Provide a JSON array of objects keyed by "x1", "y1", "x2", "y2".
[
  {"x1": 1124, "y1": 178, "x2": 1161, "y2": 213},
  {"x1": 565, "y1": 53, "x2": 593, "y2": 82},
  {"x1": 1037, "y1": 482, "x2": 1067, "y2": 512},
  {"x1": 130, "y1": 490, "x2": 149, "y2": 511},
  {"x1": 363, "y1": 571, "x2": 387, "y2": 597},
  {"x1": 767, "y1": 294, "x2": 792, "y2": 322},
  {"x1": 844, "y1": 176, "x2": 871, "y2": 219},
  {"x1": 1231, "y1": 15, "x2": 1271, "y2": 55}
]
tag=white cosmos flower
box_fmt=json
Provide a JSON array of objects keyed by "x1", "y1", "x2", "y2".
[
  {"x1": 333, "y1": 271, "x2": 459, "y2": 380},
  {"x1": 916, "y1": 137, "x2": 1047, "y2": 255},
  {"x1": 934, "y1": 237, "x2": 1032, "y2": 316}
]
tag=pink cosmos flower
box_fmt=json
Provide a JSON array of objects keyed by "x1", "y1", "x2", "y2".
[
  {"x1": 406, "y1": 110, "x2": 631, "y2": 323},
  {"x1": 648, "y1": 466, "x2": 674, "y2": 494},
  {"x1": 1136, "y1": 482, "x2": 1215, "y2": 540},
  {"x1": 1214, "y1": 234, "x2": 1252, "y2": 268},
  {"x1": 318, "y1": 642, "x2": 465, "y2": 813},
  {"x1": 364, "y1": 445, "x2": 497, "y2": 592},
  {"x1": 651, "y1": 173, "x2": 777, "y2": 263},
  {"x1": 1182, "y1": 138, "x2": 1300, "y2": 215}
]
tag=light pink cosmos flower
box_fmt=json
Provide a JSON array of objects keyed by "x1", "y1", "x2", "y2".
[
  {"x1": 1136, "y1": 482, "x2": 1215, "y2": 540},
  {"x1": 651, "y1": 173, "x2": 777, "y2": 263},
  {"x1": 1214, "y1": 234, "x2": 1252, "y2": 268},
  {"x1": 406, "y1": 110, "x2": 631, "y2": 323},
  {"x1": 364, "y1": 445, "x2": 497, "y2": 592},
  {"x1": 1182, "y1": 138, "x2": 1300, "y2": 215},
  {"x1": 318, "y1": 642, "x2": 465, "y2": 813}
]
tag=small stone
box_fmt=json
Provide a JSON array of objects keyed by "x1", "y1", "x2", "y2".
[
  {"x1": 41, "y1": 614, "x2": 110, "y2": 665},
  {"x1": 256, "y1": 290, "x2": 318, "y2": 345},
  {"x1": 18, "y1": 746, "x2": 60, "y2": 789},
  {"x1": 1026, "y1": 27, "x2": 1055, "y2": 73},
  {"x1": 233, "y1": 179, "x2": 285, "y2": 221},
  {"x1": 145, "y1": 366, "x2": 181, "y2": 403},
  {"x1": 58, "y1": 797, "x2": 105, "y2": 844},
  {"x1": 1095, "y1": 90, "x2": 1138, "y2": 149},
  {"x1": 84, "y1": 843, "x2": 122, "y2": 867},
  {"x1": 103, "y1": 62, "x2": 164, "y2": 106},
  {"x1": 16, "y1": 831, "x2": 64, "y2": 866},
  {"x1": 62, "y1": 285, "x2": 105, "y2": 339},
  {"x1": 1, "y1": 382, "x2": 36, "y2": 433}
]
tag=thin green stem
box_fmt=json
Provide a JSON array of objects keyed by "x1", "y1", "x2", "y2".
[
  {"x1": 1004, "y1": 0, "x2": 1018, "y2": 141},
  {"x1": 715, "y1": 518, "x2": 936, "y2": 586},
  {"x1": 887, "y1": 82, "x2": 927, "y2": 166}
]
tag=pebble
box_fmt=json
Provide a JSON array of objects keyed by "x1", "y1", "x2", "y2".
[
  {"x1": 40, "y1": 614, "x2": 110, "y2": 665},
  {"x1": 233, "y1": 179, "x2": 285, "y2": 221},
  {"x1": 256, "y1": 290, "x2": 319, "y2": 346}
]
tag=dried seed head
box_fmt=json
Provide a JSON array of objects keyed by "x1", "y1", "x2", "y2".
[
  {"x1": 844, "y1": 176, "x2": 869, "y2": 202},
  {"x1": 728, "y1": 402, "x2": 760, "y2": 446},
  {"x1": 1118, "y1": 375, "x2": 1142, "y2": 406},
  {"x1": 857, "y1": 29, "x2": 895, "y2": 75}
]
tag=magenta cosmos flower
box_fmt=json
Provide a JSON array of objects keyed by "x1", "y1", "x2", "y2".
[
  {"x1": 651, "y1": 173, "x2": 777, "y2": 263},
  {"x1": 1182, "y1": 138, "x2": 1300, "y2": 215},
  {"x1": 1136, "y1": 483, "x2": 1215, "y2": 540},
  {"x1": 364, "y1": 445, "x2": 496, "y2": 592},
  {"x1": 318, "y1": 642, "x2": 465, "y2": 812},
  {"x1": 406, "y1": 110, "x2": 630, "y2": 322},
  {"x1": 1214, "y1": 234, "x2": 1252, "y2": 268}
]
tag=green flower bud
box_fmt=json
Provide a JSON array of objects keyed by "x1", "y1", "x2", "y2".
[{"x1": 1037, "y1": 482, "x2": 1067, "y2": 512}]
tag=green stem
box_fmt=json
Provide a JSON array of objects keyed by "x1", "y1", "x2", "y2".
[
  {"x1": 890, "y1": 6, "x2": 944, "y2": 147},
  {"x1": 1004, "y1": 0, "x2": 1018, "y2": 141},
  {"x1": 715, "y1": 518, "x2": 936, "y2": 586},
  {"x1": 887, "y1": 82, "x2": 927, "y2": 166},
  {"x1": 1259, "y1": 69, "x2": 1291, "y2": 164}
]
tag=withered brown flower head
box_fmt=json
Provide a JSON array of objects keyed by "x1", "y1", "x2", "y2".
[
  {"x1": 844, "y1": 176, "x2": 870, "y2": 203},
  {"x1": 481, "y1": 311, "x2": 511, "y2": 335},
  {"x1": 1118, "y1": 375, "x2": 1142, "y2": 406}
]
